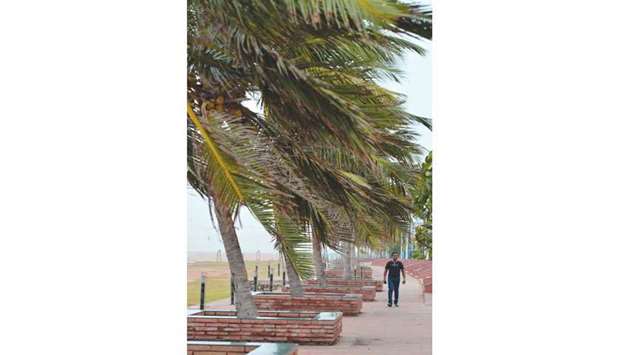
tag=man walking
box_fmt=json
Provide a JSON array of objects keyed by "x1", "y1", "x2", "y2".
[{"x1": 383, "y1": 251, "x2": 406, "y2": 307}]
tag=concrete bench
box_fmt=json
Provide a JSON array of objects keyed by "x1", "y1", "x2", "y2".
[
  {"x1": 252, "y1": 291, "x2": 363, "y2": 316},
  {"x1": 283, "y1": 285, "x2": 376, "y2": 301},
  {"x1": 188, "y1": 340, "x2": 298, "y2": 355},
  {"x1": 187, "y1": 310, "x2": 342, "y2": 345}
]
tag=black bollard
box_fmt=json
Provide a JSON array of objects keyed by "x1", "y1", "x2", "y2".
[
  {"x1": 269, "y1": 273, "x2": 273, "y2": 291},
  {"x1": 230, "y1": 273, "x2": 235, "y2": 305},
  {"x1": 268, "y1": 264, "x2": 271, "y2": 276},
  {"x1": 254, "y1": 265, "x2": 259, "y2": 291},
  {"x1": 354, "y1": 269, "x2": 357, "y2": 280},
  {"x1": 199, "y1": 272, "x2": 206, "y2": 310},
  {"x1": 282, "y1": 271, "x2": 286, "y2": 288}
]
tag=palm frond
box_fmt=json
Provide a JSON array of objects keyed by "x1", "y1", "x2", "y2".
[{"x1": 187, "y1": 103, "x2": 245, "y2": 209}]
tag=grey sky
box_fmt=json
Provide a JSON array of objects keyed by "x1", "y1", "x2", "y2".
[{"x1": 188, "y1": 40, "x2": 432, "y2": 255}]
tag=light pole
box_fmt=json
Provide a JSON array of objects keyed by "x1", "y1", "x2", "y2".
[{"x1": 405, "y1": 230, "x2": 410, "y2": 259}]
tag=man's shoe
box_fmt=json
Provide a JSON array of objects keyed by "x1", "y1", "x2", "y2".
[
  {"x1": 387, "y1": 303, "x2": 392, "y2": 307},
  {"x1": 395, "y1": 303, "x2": 399, "y2": 307}
]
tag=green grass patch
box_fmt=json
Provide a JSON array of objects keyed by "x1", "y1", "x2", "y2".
[
  {"x1": 187, "y1": 260, "x2": 282, "y2": 306},
  {"x1": 187, "y1": 278, "x2": 230, "y2": 306}
]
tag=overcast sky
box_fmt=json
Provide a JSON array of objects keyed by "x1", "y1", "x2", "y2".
[{"x1": 188, "y1": 39, "x2": 432, "y2": 255}]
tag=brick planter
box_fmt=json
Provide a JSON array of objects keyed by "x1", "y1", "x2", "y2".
[
  {"x1": 403, "y1": 260, "x2": 432, "y2": 293},
  {"x1": 421, "y1": 276, "x2": 432, "y2": 293},
  {"x1": 187, "y1": 310, "x2": 342, "y2": 345},
  {"x1": 187, "y1": 340, "x2": 298, "y2": 355},
  {"x1": 325, "y1": 267, "x2": 373, "y2": 279},
  {"x1": 253, "y1": 292, "x2": 363, "y2": 316},
  {"x1": 247, "y1": 280, "x2": 283, "y2": 292},
  {"x1": 306, "y1": 278, "x2": 383, "y2": 291},
  {"x1": 283, "y1": 285, "x2": 376, "y2": 301}
]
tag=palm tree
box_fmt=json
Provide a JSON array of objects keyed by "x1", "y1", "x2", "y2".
[
  {"x1": 275, "y1": 125, "x2": 431, "y2": 287},
  {"x1": 311, "y1": 228, "x2": 327, "y2": 286},
  {"x1": 188, "y1": 0, "x2": 432, "y2": 317}
]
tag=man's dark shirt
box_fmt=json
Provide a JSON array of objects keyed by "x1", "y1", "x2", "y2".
[{"x1": 385, "y1": 260, "x2": 404, "y2": 279}]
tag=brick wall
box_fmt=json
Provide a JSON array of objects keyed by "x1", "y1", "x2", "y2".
[
  {"x1": 253, "y1": 292, "x2": 363, "y2": 316},
  {"x1": 283, "y1": 285, "x2": 376, "y2": 301},
  {"x1": 187, "y1": 311, "x2": 343, "y2": 345},
  {"x1": 306, "y1": 278, "x2": 383, "y2": 291}
]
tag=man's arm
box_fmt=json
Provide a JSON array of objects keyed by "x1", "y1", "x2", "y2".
[{"x1": 383, "y1": 263, "x2": 389, "y2": 284}]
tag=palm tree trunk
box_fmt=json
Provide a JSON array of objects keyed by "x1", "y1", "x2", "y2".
[
  {"x1": 343, "y1": 241, "x2": 353, "y2": 280},
  {"x1": 312, "y1": 232, "x2": 327, "y2": 287},
  {"x1": 284, "y1": 254, "x2": 305, "y2": 297},
  {"x1": 211, "y1": 195, "x2": 258, "y2": 319}
]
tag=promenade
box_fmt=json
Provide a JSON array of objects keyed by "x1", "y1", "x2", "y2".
[
  {"x1": 299, "y1": 265, "x2": 432, "y2": 355},
  {"x1": 192, "y1": 264, "x2": 432, "y2": 354}
]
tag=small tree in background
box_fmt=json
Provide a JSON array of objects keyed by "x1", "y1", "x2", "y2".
[{"x1": 412, "y1": 152, "x2": 432, "y2": 259}]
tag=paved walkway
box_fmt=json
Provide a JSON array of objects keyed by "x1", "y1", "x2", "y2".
[
  {"x1": 299, "y1": 265, "x2": 432, "y2": 355},
  {"x1": 189, "y1": 265, "x2": 432, "y2": 354}
]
